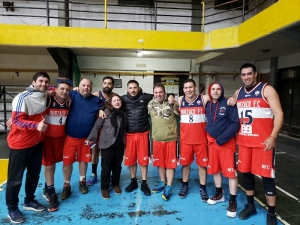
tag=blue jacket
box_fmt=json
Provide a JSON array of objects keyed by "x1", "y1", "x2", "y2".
[
  {"x1": 66, "y1": 90, "x2": 103, "y2": 138},
  {"x1": 205, "y1": 82, "x2": 240, "y2": 146}
]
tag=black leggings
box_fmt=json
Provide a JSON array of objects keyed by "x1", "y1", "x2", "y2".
[{"x1": 101, "y1": 142, "x2": 124, "y2": 190}]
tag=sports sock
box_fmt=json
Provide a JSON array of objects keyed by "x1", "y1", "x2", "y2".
[
  {"x1": 216, "y1": 187, "x2": 222, "y2": 194},
  {"x1": 92, "y1": 164, "x2": 98, "y2": 175},
  {"x1": 47, "y1": 184, "x2": 55, "y2": 195},
  {"x1": 229, "y1": 194, "x2": 236, "y2": 202},
  {"x1": 247, "y1": 195, "x2": 255, "y2": 205},
  {"x1": 268, "y1": 205, "x2": 275, "y2": 214}
]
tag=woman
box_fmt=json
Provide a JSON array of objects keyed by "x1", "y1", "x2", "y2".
[{"x1": 85, "y1": 94, "x2": 126, "y2": 199}]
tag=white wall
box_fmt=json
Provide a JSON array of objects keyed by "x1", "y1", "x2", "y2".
[
  {"x1": 0, "y1": 0, "x2": 276, "y2": 31},
  {"x1": 77, "y1": 56, "x2": 191, "y2": 71}
]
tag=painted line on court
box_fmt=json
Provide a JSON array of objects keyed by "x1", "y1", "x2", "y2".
[
  {"x1": 255, "y1": 175, "x2": 300, "y2": 202},
  {"x1": 238, "y1": 184, "x2": 290, "y2": 225}
]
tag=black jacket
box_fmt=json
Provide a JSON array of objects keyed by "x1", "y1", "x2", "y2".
[{"x1": 121, "y1": 90, "x2": 153, "y2": 133}]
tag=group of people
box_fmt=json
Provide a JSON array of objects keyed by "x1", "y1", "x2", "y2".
[{"x1": 5, "y1": 63, "x2": 283, "y2": 225}]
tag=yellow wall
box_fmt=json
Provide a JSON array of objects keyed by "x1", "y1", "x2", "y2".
[
  {"x1": 1, "y1": 0, "x2": 299, "y2": 52},
  {"x1": 0, "y1": 159, "x2": 8, "y2": 185}
]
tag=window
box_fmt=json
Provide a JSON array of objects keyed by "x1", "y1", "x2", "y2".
[
  {"x1": 214, "y1": 0, "x2": 249, "y2": 10},
  {"x1": 118, "y1": 0, "x2": 154, "y2": 7}
]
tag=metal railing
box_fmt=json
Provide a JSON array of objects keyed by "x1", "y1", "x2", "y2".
[{"x1": 0, "y1": 0, "x2": 273, "y2": 31}]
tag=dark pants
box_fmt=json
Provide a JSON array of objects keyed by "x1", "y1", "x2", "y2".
[
  {"x1": 6, "y1": 142, "x2": 43, "y2": 211},
  {"x1": 101, "y1": 142, "x2": 124, "y2": 190}
]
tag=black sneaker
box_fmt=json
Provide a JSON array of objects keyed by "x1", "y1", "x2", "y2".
[
  {"x1": 178, "y1": 184, "x2": 188, "y2": 199},
  {"x1": 79, "y1": 178, "x2": 88, "y2": 194},
  {"x1": 141, "y1": 182, "x2": 151, "y2": 196},
  {"x1": 23, "y1": 199, "x2": 46, "y2": 212},
  {"x1": 267, "y1": 213, "x2": 277, "y2": 225},
  {"x1": 42, "y1": 187, "x2": 49, "y2": 202},
  {"x1": 48, "y1": 193, "x2": 58, "y2": 212},
  {"x1": 61, "y1": 183, "x2": 71, "y2": 200},
  {"x1": 125, "y1": 179, "x2": 138, "y2": 193},
  {"x1": 7, "y1": 208, "x2": 24, "y2": 224},
  {"x1": 238, "y1": 203, "x2": 257, "y2": 220},
  {"x1": 227, "y1": 200, "x2": 237, "y2": 218}
]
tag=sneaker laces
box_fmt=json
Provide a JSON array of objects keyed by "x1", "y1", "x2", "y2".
[
  {"x1": 164, "y1": 186, "x2": 172, "y2": 195},
  {"x1": 211, "y1": 192, "x2": 222, "y2": 200},
  {"x1": 228, "y1": 201, "x2": 237, "y2": 212},
  {"x1": 11, "y1": 208, "x2": 22, "y2": 216}
]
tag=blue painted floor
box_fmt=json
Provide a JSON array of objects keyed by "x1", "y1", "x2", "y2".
[{"x1": 0, "y1": 160, "x2": 283, "y2": 225}]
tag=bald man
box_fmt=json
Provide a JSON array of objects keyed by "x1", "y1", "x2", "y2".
[{"x1": 61, "y1": 78, "x2": 104, "y2": 200}]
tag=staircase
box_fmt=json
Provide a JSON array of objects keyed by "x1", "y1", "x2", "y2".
[{"x1": 0, "y1": 85, "x2": 26, "y2": 132}]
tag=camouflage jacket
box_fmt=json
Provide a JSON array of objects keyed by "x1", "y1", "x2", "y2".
[{"x1": 148, "y1": 97, "x2": 179, "y2": 141}]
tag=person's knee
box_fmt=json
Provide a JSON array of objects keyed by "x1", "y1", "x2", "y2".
[
  {"x1": 262, "y1": 177, "x2": 276, "y2": 196},
  {"x1": 243, "y1": 172, "x2": 255, "y2": 190}
]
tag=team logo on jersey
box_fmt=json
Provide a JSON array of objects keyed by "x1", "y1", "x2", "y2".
[
  {"x1": 197, "y1": 100, "x2": 201, "y2": 105},
  {"x1": 219, "y1": 107, "x2": 226, "y2": 115},
  {"x1": 255, "y1": 91, "x2": 260, "y2": 96},
  {"x1": 53, "y1": 102, "x2": 56, "y2": 107},
  {"x1": 182, "y1": 102, "x2": 185, "y2": 106},
  {"x1": 140, "y1": 100, "x2": 144, "y2": 102}
]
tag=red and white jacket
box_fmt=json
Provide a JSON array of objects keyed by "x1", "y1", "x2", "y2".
[{"x1": 7, "y1": 85, "x2": 47, "y2": 149}]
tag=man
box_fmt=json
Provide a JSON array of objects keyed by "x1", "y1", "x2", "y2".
[
  {"x1": 205, "y1": 82, "x2": 240, "y2": 218},
  {"x1": 148, "y1": 83, "x2": 179, "y2": 201},
  {"x1": 61, "y1": 78, "x2": 103, "y2": 200},
  {"x1": 42, "y1": 80, "x2": 70, "y2": 212},
  {"x1": 178, "y1": 78, "x2": 209, "y2": 201},
  {"x1": 6, "y1": 72, "x2": 50, "y2": 223},
  {"x1": 87, "y1": 76, "x2": 115, "y2": 186},
  {"x1": 122, "y1": 80, "x2": 153, "y2": 196},
  {"x1": 233, "y1": 63, "x2": 283, "y2": 225}
]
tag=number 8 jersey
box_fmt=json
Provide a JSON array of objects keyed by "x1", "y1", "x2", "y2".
[
  {"x1": 180, "y1": 94, "x2": 207, "y2": 144},
  {"x1": 236, "y1": 82, "x2": 274, "y2": 147}
]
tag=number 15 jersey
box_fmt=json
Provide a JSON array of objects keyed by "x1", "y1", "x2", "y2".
[
  {"x1": 236, "y1": 82, "x2": 274, "y2": 147},
  {"x1": 180, "y1": 95, "x2": 207, "y2": 144}
]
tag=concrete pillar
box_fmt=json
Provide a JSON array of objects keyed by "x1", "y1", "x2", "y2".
[
  {"x1": 47, "y1": 48, "x2": 72, "y2": 79},
  {"x1": 58, "y1": 0, "x2": 69, "y2": 27},
  {"x1": 270, "y1": 57, "x2": 278, "y2": 88}
]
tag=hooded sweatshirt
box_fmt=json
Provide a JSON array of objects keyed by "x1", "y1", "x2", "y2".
[
  {"x1": 7, "y1": 85, "x2": 47, "y2": 149},
  {"x1": 205, "y1": 82, "x2": 240, "y2": 146}
]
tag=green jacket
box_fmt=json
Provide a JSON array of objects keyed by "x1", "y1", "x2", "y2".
[{"x1": 148, "y1": 97, "x2": 179, "y2": 142}]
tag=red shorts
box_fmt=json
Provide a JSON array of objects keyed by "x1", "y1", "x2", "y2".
[
  {"x1": 62, "y1": 135, "x2": 92, "y2": 165},
  {"x1": 42, "y1": 135, "x2": 65, "y2": 166},
  {"x1": 180, "y1": 142, "x2": 208, "y2": 167},
  {"x1": 152, "y1": 141, "x2": 177, "y2": 169},
  {"x1": 207, "y1": 137, "x2": 237, "y2": 178},
  {"x1": 124, "y1": 131, "x2": 150, "y2": 166},
  {"x1": 238, "y1": 146, "x2": 275, "y2": 178}
]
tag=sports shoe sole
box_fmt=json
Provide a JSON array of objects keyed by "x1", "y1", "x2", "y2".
[
  {"x1": 23, "y1": 206, "x2": 46, "y2": 212},
  {"x1": 42, "y1": 193, "x2": 50, "y2": 202},
  {"x1": 207, "y1": 196, "x2": 225, "y2": 205},
  {"x1": 227, "y1": 210, "x2": 237, "y2": 218},
  {"x1": 48, "y1": 207, "x2": 58, "y2": 212},
  {"x1": 7, "y1": 215, "x2": 24, "y2": 224}
]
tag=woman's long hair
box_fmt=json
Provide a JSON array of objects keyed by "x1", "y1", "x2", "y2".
[{"x1": 104, "y1": 93, "x2": 123, "y2": 112}]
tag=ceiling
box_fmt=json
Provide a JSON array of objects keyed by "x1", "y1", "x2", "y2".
[{"x1": 1, "y1": 23, "x2": 300, "y2": 63}]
